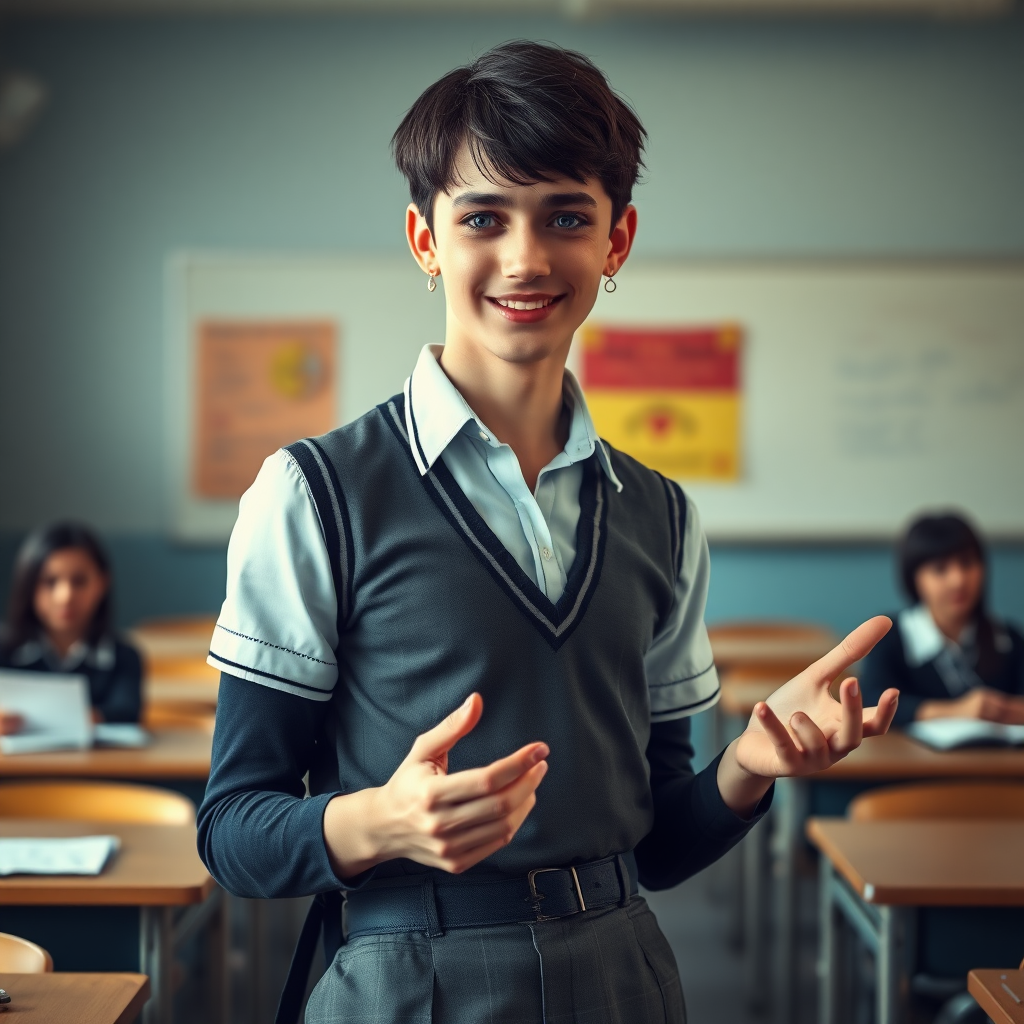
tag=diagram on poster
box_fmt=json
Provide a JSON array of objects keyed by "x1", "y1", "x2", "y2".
[
  {"x1": 193, "y1": 320, "x2": 337, "y2": 499},
  {"x1": 580, "y1": 323, "x2": 743, "y2": 480}
]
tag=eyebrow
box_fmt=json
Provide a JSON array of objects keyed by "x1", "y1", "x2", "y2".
[{"x1": 450, "y1": 190, "x2": 598, "y2": 210}]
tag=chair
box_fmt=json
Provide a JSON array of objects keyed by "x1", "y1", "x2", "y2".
[
  {"x1": 707, "y1": 620, "x2": 839, "y2": 673},
  {"x1": 0, "y1": 932, "x2": 53, "y2": 972},
  {"x1": 0, "y1": 781, "x2": 196, "y2": 824},
  {"x1": 848, "y1": 782, "x2": 1024, "y2": 1024},
  {"x1": 849, "y1": 781, "x2": 1024, "y2": 821}
]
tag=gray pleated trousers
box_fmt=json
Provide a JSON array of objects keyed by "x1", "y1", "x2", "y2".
[{"x1": 304, "y1": 896, "x2": 685, "y2": 1024}]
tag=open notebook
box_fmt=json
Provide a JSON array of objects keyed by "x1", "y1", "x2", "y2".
[{"x1": 906, "y1": 718, "x2": 1024, "y2": 751}]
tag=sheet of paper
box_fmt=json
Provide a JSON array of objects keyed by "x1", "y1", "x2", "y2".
[
  {"x1": 0, "y1": 836, "x2": 120, "y2": 876},
  {"x1": 906, "y1": 718, "x2": 1024, "y2": 751},
  {"x1": 93, "y1": 723, "x2": 151, "y2": 748},
  {"x1": 0, "y1": 670, "x2": 91, "y2": 755}
]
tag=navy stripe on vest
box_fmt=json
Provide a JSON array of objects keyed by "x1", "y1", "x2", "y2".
[
  {"x1": 283, "y1": 437, "x2": 355, "y2": 631},
  {"x1": 380, "y1": 394, "x2": 608, "y2": 653}
]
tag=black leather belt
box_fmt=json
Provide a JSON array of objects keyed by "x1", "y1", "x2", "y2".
[{"x1": 275, "y1": 852, "x2": 638, "y2": 1024}]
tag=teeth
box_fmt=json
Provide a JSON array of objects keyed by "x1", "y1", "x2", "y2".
[{"x1": 495, "y1": 298, "x2": 553, "y2": 310}]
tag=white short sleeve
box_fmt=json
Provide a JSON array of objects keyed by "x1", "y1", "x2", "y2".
[
  {"x1": 207, "y1": 449, "x2": 339, "y2": 700},
  {"x1": 644, "y1": 495, "x2": 720, "y2": 721}
]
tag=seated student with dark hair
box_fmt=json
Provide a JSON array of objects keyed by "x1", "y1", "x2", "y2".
[
  {"x1": 861, "y1": 512, "x2": 1024, "y2": 727},
  {"x1": 0, "y1": 522, "x2": 143, "y2": 727}
]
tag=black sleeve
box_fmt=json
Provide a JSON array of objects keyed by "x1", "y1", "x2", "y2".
[
  {"x1": 196, "y1": 672, "x2": 354, "y2": 899},
  {"x1": 94, "y1": 643, "x2": 143, "y2": 723},
  {"x1": 634, "y1": 715, "x2": 773, "y2": 891},
  {"x1": 859, "y1": 627, "x2": 919, "y2": 727}
]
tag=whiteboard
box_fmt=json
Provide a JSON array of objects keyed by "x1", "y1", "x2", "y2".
[{"x1": 167, "y1": 254, "x2": 1024, "y2": 542}]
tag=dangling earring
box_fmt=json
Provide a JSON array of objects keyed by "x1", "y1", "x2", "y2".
[
  {"x1": 427, "y1": 271, "x2": 439, "y2": 293},
  {"x1": 603, "y1": 275, "x2": 617, "y2": 293}
]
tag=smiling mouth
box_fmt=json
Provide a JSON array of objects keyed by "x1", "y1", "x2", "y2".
[{"x1": 492, "y1": 296, "x2": 558, "y2": 310}]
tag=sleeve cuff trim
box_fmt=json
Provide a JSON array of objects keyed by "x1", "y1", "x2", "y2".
[
  {"x1": 650, "y1": 686, "x2": 721, "y2": 722},
  {"x1": 648, "y1": 661, "x2": 716, "y2": 689},
  {"x1": 208, "y1": 651, "x2": 334, "y2": 699}
]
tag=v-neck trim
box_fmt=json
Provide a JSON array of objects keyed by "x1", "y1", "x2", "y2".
[{"x1": 381, "y1": 394, "x2": 608, "y2": 652}]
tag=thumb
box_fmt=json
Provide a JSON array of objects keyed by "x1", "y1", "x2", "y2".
[{"x1": 408, "y1": 693, "x2": 483, "y2": 765}]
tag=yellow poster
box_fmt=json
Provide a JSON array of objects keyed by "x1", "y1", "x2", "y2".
[
  {"x1": 581, "y1": 324, "x2": 743, "y2": 480},
  {"x1": 194, "y1": 320, "x2": 337, "y2": 499}
]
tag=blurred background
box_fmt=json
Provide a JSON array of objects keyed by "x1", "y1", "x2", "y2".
[{"x1": 0, "y1": 3, "x2": 1022, "y2": 1023}]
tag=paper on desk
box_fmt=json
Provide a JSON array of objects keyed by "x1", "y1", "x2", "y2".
[
  {"x1": 0, "y1": 670, "x2": 91, "y2": 754},
  {"x1": 93, "y1": 723, "x2": 151, "y2": 748},
  {"x1": 0, "y1": 836, "x2": 120, "y2": 875},
  {"x1": 906, "y1": 718, "x2": 1024, "y2": 751}
]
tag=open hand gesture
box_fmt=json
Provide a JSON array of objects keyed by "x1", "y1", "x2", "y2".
[{"x1": 733, "y1": 616, "x2": 900, "y2": 780}]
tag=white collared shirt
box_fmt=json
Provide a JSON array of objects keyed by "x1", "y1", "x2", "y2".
[{"x1": 210, "y1": 346, "x2": 720, "y2": 721}]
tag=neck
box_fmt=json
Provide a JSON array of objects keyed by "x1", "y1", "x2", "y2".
[
  {"x1": 929, "y1": 606, "x2": 972, "y2": 644},
  {"x1": 439, "y1": 335, "x2": 571, "y2": 493},
  {"x1": 46, "y1": 628, "x2": 86, "y2": 659}
]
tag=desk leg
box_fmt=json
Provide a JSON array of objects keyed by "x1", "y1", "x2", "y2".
[
  {"x1": 772, "y1": 776, "x2": 808, "y2": 1024},
  {"x1": 818, "y1": 859, "x2": 845, "y2": 1024},
  {"x1": 140, "y1": 906, "x2": 174, "y2": 1024},
  {"x1": 877, "y1": 907, "x2": 912, "y2": 1024},
  {"x1": 743, "y1": 814, "x2": 769, "y2": 1010}
]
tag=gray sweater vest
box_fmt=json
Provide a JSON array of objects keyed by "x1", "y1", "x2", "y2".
[{"x1": 285, "y1": 393, "x2": 687, "y2": 875}]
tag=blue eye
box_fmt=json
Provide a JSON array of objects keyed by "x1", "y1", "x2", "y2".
[
  {"x1": 553, "y1": 213, "x2": 584, "y2": 230},
  {"x1": 466, "y1": 213, "x2": 496, "y2": 230}
]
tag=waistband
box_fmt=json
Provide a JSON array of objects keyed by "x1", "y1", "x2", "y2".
[{"x1": 346, "y1": 851, "x2": 638, "y2": 939}]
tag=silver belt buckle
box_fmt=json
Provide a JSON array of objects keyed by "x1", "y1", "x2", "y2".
[{"x1": 527, "y1": 866, "x2": 588, "y2": 922}]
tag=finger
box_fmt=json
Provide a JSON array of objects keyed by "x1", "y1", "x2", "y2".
[
  {"x1": 437, "y1": 786, "x2": 539, "y2": 855},
  {"x1": 437, "y1": 789, "x2": 539, "y2": 872},
  {"x1": 832, "y1": 677, "x2": 863, "y2": 755},
  {"x1": 754, "y1": 702, "x2": 801, "y2": 763},
  {"x1": 435, "y1": 761, "x2": 548, "y2": 833},
  {"x1": 433, "y1": 742, "x2": 549, "y2": 806},
  {"x1": 806, "y1": 616, "x2": 892, "y2": 687},
  {"x1": 408, "y1": 693, "x2": 483, "y2": 764},
  {"x1": 863, "y1": 688, "x2": 900, "y2": 736},
  {"x1": 789, "y1": 712, "x2": 829, "y2": 756}
]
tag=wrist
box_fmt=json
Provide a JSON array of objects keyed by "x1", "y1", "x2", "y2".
[
  {"x1": 717, "y1": 740, "x2": 773, "y2": 820},
  {"x1": 323, "y1": 788, "x2": 384, "y2": 880}
]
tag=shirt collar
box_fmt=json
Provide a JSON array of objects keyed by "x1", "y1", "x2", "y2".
[
  {"x1": 403, "y1": 344, "x2": 623, "y2": 492},
  {"x1": 898, "y1": 604, "x2": 965, "y2": 668},
  {"x1": 9, "y1": 634, "x2": 115, "y2": 672}
]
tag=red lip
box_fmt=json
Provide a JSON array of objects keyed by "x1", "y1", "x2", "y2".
[{"x1": 486, "y1": 294, "x2": 565, "y2": 324}]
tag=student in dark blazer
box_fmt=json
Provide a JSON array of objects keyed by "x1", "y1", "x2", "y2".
[
  {"x1": 0, "y1": 522, "x2": 142, "y2": 725},
  {"x1": 861, "y1": 513, "x2": 1024, "y2": 728}
]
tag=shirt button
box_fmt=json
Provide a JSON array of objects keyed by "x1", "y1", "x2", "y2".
[
  {"x1": 478, "y1": 431, "x2": 490, "y2": 442},
  {"x1": 541, "y1": 546, "x2": 552, "y2": 561}
]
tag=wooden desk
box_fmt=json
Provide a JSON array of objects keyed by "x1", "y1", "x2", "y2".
[
  {"x1": 0, "y1": 821, "x2": 220, "y2": 1024},
  {"x1": 0, "y1": 728, "x2": 212, "y2": 782},
  {"x1": 807, "y1": 819, "x2": 1024, "y2": 1024},
  {"x1": 968, "y1": 969, "x2": 1024, "y2": 1024},
  {"x1": 0, "y1": 972, "x2": 149, "y2": 1024},
  {"x1": 768, "y1": 736, "x2": 1024, "y2": 1023}
]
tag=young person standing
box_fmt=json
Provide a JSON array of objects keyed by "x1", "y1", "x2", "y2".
[{"x1": 198, "y1": 42, "x2": 898, "y2": 1024}]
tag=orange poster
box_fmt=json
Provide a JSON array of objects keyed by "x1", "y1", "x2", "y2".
[
  {"x1": 193, "y1": 320, "x2": 338, "y2": 499},
  {"x1": 581, "y1": 323, "x2": 743, "y2": 480}
]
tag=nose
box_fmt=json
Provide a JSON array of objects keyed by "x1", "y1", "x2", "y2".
[
  {"x1": 500, "y1": 222, "x2": 550, "y2": 283},
  {"x1": 53, "y1": 579, "x2": 74, "y2": 606}
]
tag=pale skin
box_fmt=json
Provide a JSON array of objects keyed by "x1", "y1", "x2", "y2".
[
  {"x1": 911, "y1": 551, "x2": 1024, "y2": 725},
  {"x1": 321, "y1": 146, "x2": 901, "y2": 877},
  {"x1": 1, "y1": 547, "x2": 110, "y2": 734}
]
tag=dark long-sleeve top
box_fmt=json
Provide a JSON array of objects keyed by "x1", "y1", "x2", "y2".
[
  {"x1": 0, "y1": 633, "x2": 143, "y2": 724},
  {"x1": 860, "y1": 608, "x2": 1024, "y2": 728},
  {"x1": 197, "y1": 672, "x2": 772, "y2": 900}
]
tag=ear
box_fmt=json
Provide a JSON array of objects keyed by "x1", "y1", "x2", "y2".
[
  {"x1": 603, "y1": 204, "x2": 638, "y2": 278},
  {"x1": 405, "y1": 204, "x2": 439, "y2": 277}
]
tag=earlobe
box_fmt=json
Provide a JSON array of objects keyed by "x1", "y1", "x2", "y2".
[{"x1": 604, "y1": 204, "x2": 638, "y2": 278}]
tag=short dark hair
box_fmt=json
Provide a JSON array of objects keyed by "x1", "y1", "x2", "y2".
[
  {"x1": 392, "y1": 41, "x2": 646, "y2": 235},
  {"x1": 2, "y1": 522, "x2": 113, "y2": 654},
  {"x1": 898, "y1": 512, "x2": 985, "y2": 603}
]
